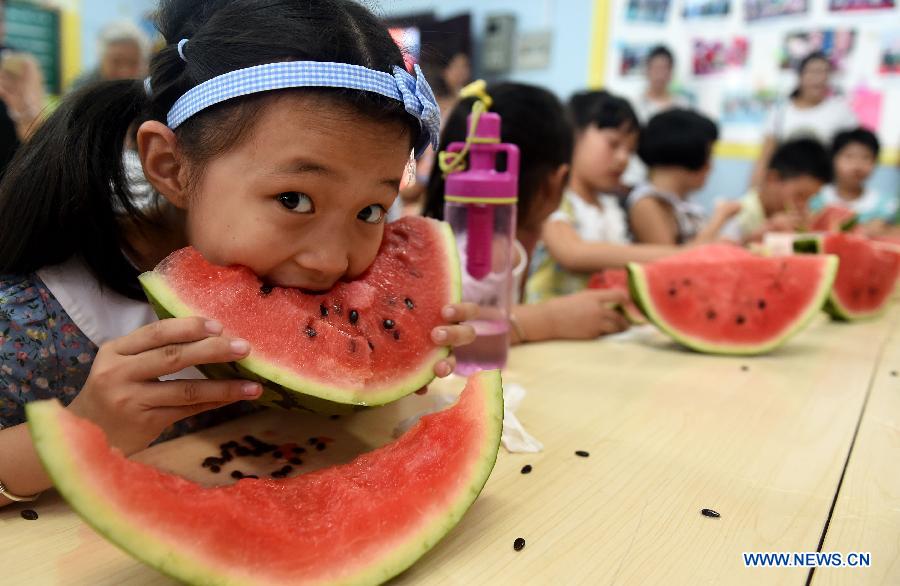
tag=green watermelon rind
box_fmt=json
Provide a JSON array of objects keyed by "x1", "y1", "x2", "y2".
[
  {"x1": 25, "y1": 369, "x2": 503, "y2": 586},
  {"x1": 792, "y1": 234, "x2": 891, "y2": 321},
  {"x1": 138, "y1": 221, "x2": 462, "y2": 408},
  {"x1": 627, "y1": 255, "x2": 838, "y2": 355}
]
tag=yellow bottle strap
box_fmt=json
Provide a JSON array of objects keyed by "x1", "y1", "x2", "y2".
[{"x1": 438, "y1": 80, "x2": 497, "y2": 177}]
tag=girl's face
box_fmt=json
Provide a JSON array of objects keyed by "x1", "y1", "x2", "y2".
[
  {"x1": 798, "y1": 58, "x2": 831, "y2": 102},
  {"x1": 143, "y1": 95, "x2": 412, "y2": 291},
  {"x1": 833, "y1": 142, "x2": 876, "y2": 188},
  {"x1": 572, "y1": 125, "x2": 638, "y2": 192}
]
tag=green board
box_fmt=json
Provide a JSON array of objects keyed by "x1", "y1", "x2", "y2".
[{"x1": 4, "y1": 2, "x2": 61, "y2": 94}]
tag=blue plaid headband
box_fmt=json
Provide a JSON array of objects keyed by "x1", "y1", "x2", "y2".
[{"x1": 162, "y1": 53, "x2": 441, "y2": 158}]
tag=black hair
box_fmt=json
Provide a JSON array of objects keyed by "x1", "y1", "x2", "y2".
[
  {"x1": 790, "y1": 51, "x2": 831, "y2": 99},
  {"x1": 767, "y1": 137, "x2": 833, "y2": 183},
  {"x1": 422, "y1": 82, "x2": 573, "y2": 229},
  {"x1": 647, "y1": 45, "x2": 674, "y2": 67},
  {"x1": 0, "y1": 0, "x2": 420, "y2": 299},
  {"x1": 832, "y1": 127, "x2": 880, "y2": 160},
  {"x1": 637, "y1": 108, "x2": 718, "y2": 171},
  {"x1": 568, "y1": 90, "x2": 639, "y2": 135}
]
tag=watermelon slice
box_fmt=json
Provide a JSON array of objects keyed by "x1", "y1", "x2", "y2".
[
  {"x1": 794, "y1": 232, "x2": 900, "y2": 320},
  {"x1": 628, "y1": 254, "x2": 838, "y2": 355},
  {"x1": 139, "y1": 217, "x2": 461, "y2": 410},
  {"x1": 26, "y1": 370, "x2": 503, "y2": 586},
  {"x1": 809, "y1": 205, "x2": 858, "y2": 233},
  {"x1": 587, "y1": 269, "x2": 646, "y2": 324}
]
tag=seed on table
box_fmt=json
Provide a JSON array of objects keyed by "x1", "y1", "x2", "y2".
[
  {"x1": 316, "y1": 442, "x2": 326, "y2": 451},
  {"x1": 20, "y1": 509, "x2": 38, "y2": 521},
  {"x1": 513, "y1": 537, "x2": 526, "y2": 551},
  {"x1": 290, "y1": 457, "x2": 303, "y2": 465},
  {"x1": 209, "y1": 465, "x2": 221, "y2": 473},
  {"x1": 520, "y1": 465, "x2": 532, "y2": 474},
  {"x1": 575, "y1": 450, "x2": 590, "y2": 458},
  {"x1": 231, "y1": 470, "x2": 244, "y2": 479},
  {"x1": 701, "y1": 508, "x2": 721, "y2": 518}
]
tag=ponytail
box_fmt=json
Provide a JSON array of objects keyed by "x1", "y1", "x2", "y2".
[{"x1": 0, "y1": 79, "x2": 150, "y2": 299}]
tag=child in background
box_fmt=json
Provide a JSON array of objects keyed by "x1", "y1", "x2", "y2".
[
  {"x1": 721, "y1": 138, "x2": 833, "y2": 244},
  {"x1": 423, "y1": 83, "x2": 630, "y2": 343},
  {"x1": 810, "y1": 128, "x2": 896, "y2": 235},
  {"x1": 526, "y1": 90, "x2": 679, "y2": 302},
  {"x1": 0, "y1": 0, "x2": 477, "y2": 506},
  {"x1": 628, "y1": 108, "x2": 740, "y2": 245}
]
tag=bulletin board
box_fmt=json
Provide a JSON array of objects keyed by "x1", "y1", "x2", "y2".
[
  {"x1": 5, "y1": 1, "x2": 61, "y2": 95},
  {"x1": 594, "y1": 0, "x2": 900, "y2": 162}
]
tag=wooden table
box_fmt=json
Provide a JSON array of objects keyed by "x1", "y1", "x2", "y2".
[{"x1": 3, "y1": 307, "x2": 899, "y2": 585}]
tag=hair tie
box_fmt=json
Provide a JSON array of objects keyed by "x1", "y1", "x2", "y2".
[{"x1": 177, "y1": 39, "x2": 189, "y2": 62}]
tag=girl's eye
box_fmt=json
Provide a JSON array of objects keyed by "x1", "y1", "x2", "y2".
[
  {"x1": 357, "y1": 204, "x2": 386, "y2": 224},
  {"x1": 278, "y1": 192, "x2": 314, "y2": 213}
]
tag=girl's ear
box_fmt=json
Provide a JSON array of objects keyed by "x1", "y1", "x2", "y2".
[{"x1": 137, "y1": 120, "x2": 190, "y2": 209}]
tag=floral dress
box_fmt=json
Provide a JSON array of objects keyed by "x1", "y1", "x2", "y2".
[{"x1": 0, "y1": 273, "x2": 255, "y2": 441}]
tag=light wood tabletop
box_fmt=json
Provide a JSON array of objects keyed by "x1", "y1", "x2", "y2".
[{"x1": 2, "y1": 307, "x2": 898, "y2": 585}]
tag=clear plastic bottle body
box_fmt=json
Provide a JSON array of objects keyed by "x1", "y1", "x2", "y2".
[{"x1": 444, "y1": 200, "x2": 517, "y2": 375}]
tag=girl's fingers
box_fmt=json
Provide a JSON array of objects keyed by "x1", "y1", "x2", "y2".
[
  {"x1": 150, "y1": 400, "x2": 242, "y2": 427},
  {"x1": 126, "y1": 335, "x2": 251, "y2": 379},
  {"x1": 142, "y1": 379, "x2": 261, "y2": 408},
  {"x1": 113, "y1": 317, "x2": 224, "y2": 355},
  {"x1": 441, "y1": 302, "x2": 479, "y2": 323},
  {"x1": 587, "y1": 289, "x2": 628, "y2": 305},
  {"x1": 433, "y1": 355, "x2": 455, "y2": 378},
  {"x1": 432, "y1": 324, "x2": 476, "y2": 347}
]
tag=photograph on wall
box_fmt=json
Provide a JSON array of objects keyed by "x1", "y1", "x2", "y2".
[
  {"x1": 625, "y1": 0, "x2": 671, "y2": 23},
  {"x1": 744, "y1": 0, "x2": 808, "y2": 21},
  {"x1": 881, "y1": 31, "x2": 900, "y2": 75},
  {"x1": 683, "y1": 0, "x2": 731, "y2": 18},
  {"x1": 780, "y1": 29, "x2": 856, "y2": 71},
  {"x1": 692, "y1": 37, "x2": 749, "y2": 75},
  {"x1": 720, "y1": 89, "x2": 779, "y2": 126},
  {"x1": 829, "y1": 0, "x2": 895, "y2": 11},
  {"x1": 618, "y1": 43, "x2": 656, "y2": 76}
]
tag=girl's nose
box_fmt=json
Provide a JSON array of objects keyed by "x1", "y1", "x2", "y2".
[{"x1": 293, "y1": 240, "x2": 350, "y2": 286}]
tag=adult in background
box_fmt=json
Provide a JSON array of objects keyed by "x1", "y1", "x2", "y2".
[
  {"x1": 750, "y1": 51, "x2": 857, "y2": 188},
  {"x1": 69, "y1": 20, "x2": 151, "y2": 91}
]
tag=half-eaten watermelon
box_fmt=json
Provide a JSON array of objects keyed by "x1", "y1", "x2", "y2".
[
  {"x1": 628, "y1": 254, "x2": 838, "y2": 355},
  {"x1": 27, "y1": 370, "x2": 503, "y2": 586},
  {"x1": 587, "y1": 269, "x2": 646, "y2": 324},
  {"x1": 794, "y1": 232, "x2": 900, "y2": 320},
  {"x1": 139, "y1": 217, "x2": 461, "y2": 410},
  {"x1": 809, "y1": 205, "x2": 858, "y2": 233}
]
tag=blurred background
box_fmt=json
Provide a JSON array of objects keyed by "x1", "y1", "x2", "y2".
[{"x1": 13, "y1": 0, "x2": 898, "y2": 208}]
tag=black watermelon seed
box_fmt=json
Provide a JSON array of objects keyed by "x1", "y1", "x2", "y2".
[
  {"x1": 706, "y1": 310, "x2": 717, "y2": 320},
  {"x1": 202, "y1": 457, "x2": 222, "y2": 468},
  {"x1": 305, "y1": 326, "x2": 317, "y2": 338},
  {"x1": 701, "y1": 508, "x2": 721, "y2": 518},
  {"x1": 320, "y1": 303, "x2": 328, "y2": 317},
  {"x1": 329, "y1": 415, "x2": 340, "y2": 420},
  {"x1": 891, "y1": 370, "x2": 898, "y2": 377},
  {"x1": 243, "y1": 435, "x2": 260, "y2": 444},
  {"x1": 741, "y1": 365, "x2": 749, "y2": 372},
  {"x1": 368, "y1": 340, "x2": 375, "y2": 351},
  {"x1": 290, "y1": 457, "x2": 303, "y2": 465},
  {"x1": 244, "y1": 475, "x2": 259, "y2": 479},
  {"x1": 235, "y1": 446, "x2": 252, "y2": 457},
  {"x1": 260, "y1": 284, "x2": 273, "y2": 295},
  {"x1": 293, "y1": 446, "x2": 307, "y2": 454},
  {"x1": 393, "y1": 331, "x2": 401, "y2": 341},
  {"x1": 308, "y1": 437, "x2": 318, "y2": 445},
  {"x1": 383, "y1": 319, "x2": 395, "y2": 330},
  {"x1": 316, "y1": 442, "x2": 326, "y2": 451},
  {"x1": 349, "y1": 310, "x2": 359, "y2": 324},
  {"x1": 220, "y1": 441, "x2": 240, "y2": 450},
  {"x1": 513, "y1": 537, "x2": 526, "y2": 551},
  {"x1": 209, "y1": 465, "x2": 221, "y2": 473},
  {"x1": 575, "y1": 450, "x2": 590, "y2": 458},
  {"x1": 404, "y1": 298, "x2": 415, "y2": 310},
  {"x1": 20, "y1": 509, "x2": 38, "y2": 521},
  {"x1": 682, "y1": 278, "x2": 692, "y2": 286},
  {"x1": 218, "y1": 451, "x2": 233, "y2": 462},
  {"x1": 231, "y1": 470, "x2": 244, "y2": 479},
  {"x1": 668, "y1": 288, "x2": 677, "y2": 297},
  {"x1": 273, "y1": 451, "x2": 283, "y2": 459},
  {"x1": 758, "y1": 299, "x2": 767, "y2": 310},
  {"x1": 735, "y1": 315, "x2": 746, "y2": 325},
  {"x1": 281, "y1": 465, "x2": 293, "y2": 474},
  {"x1": 271, "y1": 471, "x2": 285, "y2": 478},
  {"x1": 521, "y1": 465, "x2": 532, "y2": 474}
]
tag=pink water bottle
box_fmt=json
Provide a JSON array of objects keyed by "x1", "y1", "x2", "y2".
[{"x1": 443, "y1": 111, "x2": 519, "y2": 375}]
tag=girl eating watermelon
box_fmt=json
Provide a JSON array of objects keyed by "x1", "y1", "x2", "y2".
[{"x1": 0, "y1": 0, "x2": 476, "y2": 506}]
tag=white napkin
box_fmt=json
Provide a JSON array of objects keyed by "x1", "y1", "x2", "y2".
[{"x1": 393, "y1": 382, "x2": 543, "y2": 453}]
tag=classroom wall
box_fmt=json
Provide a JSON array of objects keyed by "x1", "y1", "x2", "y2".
[{"x1": 79, "y1": 0, "x2": 155, "y2": 72}]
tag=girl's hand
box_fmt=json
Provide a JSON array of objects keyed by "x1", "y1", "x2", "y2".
[
  {"x1": 67, "y1": 317, "x2": 261, "y2": 455},
  {"x1": 430, "y1": 302, "x2": 478, "y2": 378},
  {"x1": 548, "y1": 290, "x2": 630, "y2": 340}
]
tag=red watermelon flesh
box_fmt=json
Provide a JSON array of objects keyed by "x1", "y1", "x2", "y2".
[
  {"x1": 628, "y1": 255, "x2": 837, "y2": 354},
  {"x1": 796, "y1": 233, "x2": 900, "y2": 320},
  {"x1": 139, "y1": 217, "x2": 461, "y2": 409},
  {"x1": 587, "y1": 269, "x2": 646, "y2": 324},
  {"x1": 809, "y1": 205, "x2": 858, "y2": 232},
  {"x1": 656, "y1": 243, "x2": 754, "y2": 263},
  {"x1": 26, "y1": 370, "x2": 503, "y2": 586}
]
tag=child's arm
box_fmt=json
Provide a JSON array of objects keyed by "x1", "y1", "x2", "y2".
[
  {"x1": 628, "y1": 197, "x2": 679, "y2": 245},
  {"x1": 509, "y1": 289, "x2": 630, "y2": 344},
  {"x1": 542, "y1": 220, "x2": 677, "y2": 272},
  {"x1": 430, "y1": 303, "x2": 477, "y2": 378},
  {"x1": 691, "y1": 200, "x2": 742, "y2": 244}
]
